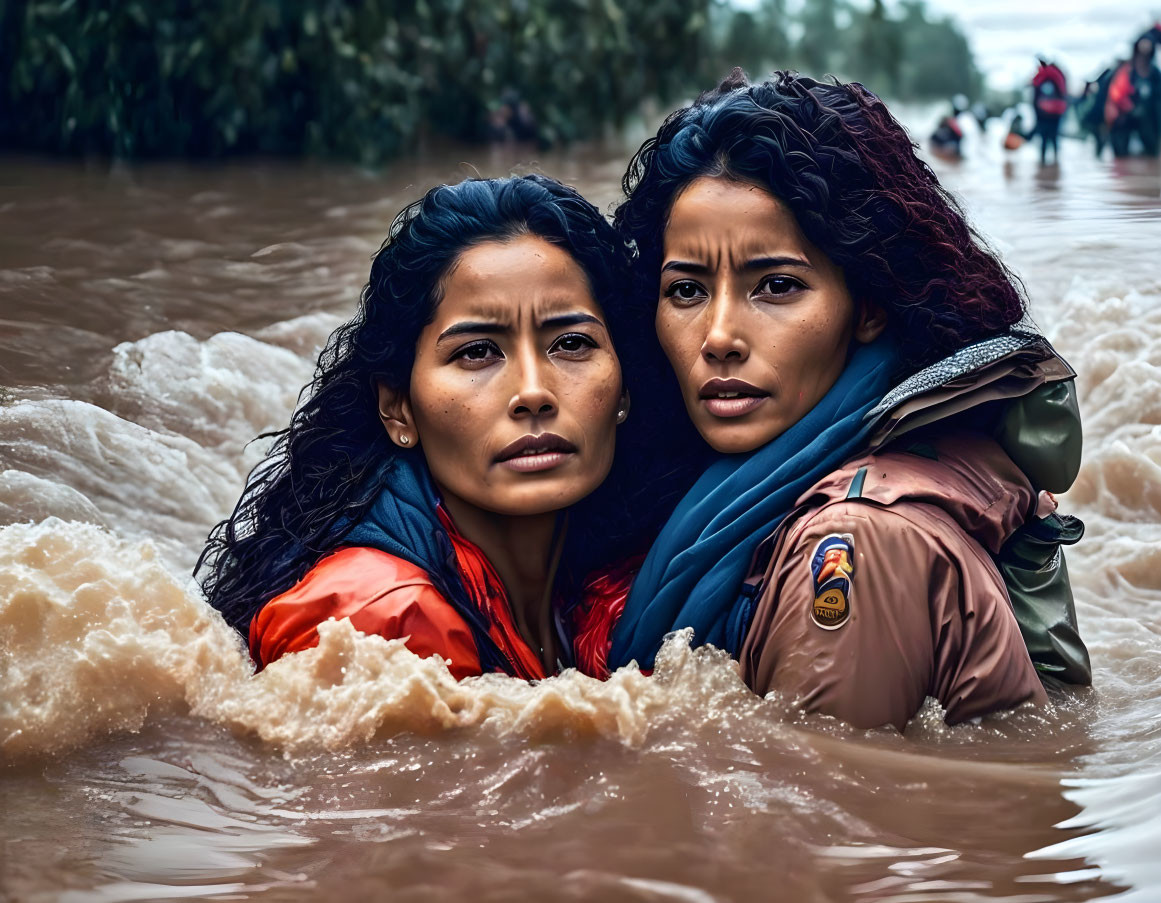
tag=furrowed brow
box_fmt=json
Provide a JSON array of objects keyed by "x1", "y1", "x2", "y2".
[
  {"x1": 539, "y1": 313, "x2": 603, "y2": 330},
  {"x1": 435, "y1": 321, "x2": 508, "y2": 343},
  {"x1": 661, "y1": 260, "x2": 710, "y2": 275},
  {"x1": 742, "y1": 255, "x2": 813, "y2": 271}
]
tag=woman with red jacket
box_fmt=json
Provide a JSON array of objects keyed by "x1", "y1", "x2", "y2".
[{"x1": 198, "y1": 176, "x2": 670, "y2": 680}]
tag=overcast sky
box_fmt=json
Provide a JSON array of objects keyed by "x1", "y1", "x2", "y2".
[
  {"x1": 920, "y1": 0, "x2": 1158, "y2": 89},
  {"x1": 734, "y1": 0, "x2": 1159, "y2": 90}
]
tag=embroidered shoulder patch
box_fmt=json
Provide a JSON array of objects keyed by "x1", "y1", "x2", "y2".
[{"x1": 809, "y1": 533, "x2": 854, "y2": 630}]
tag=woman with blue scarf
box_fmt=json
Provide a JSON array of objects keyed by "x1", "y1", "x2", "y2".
[{"x1": 608, "y1": 71, "x2": 1089, "y2": 729}]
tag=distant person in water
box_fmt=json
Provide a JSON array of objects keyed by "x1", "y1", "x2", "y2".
[
  {"x1": 929, "y1": 98, "x2": 966, "y2": 160},
  {"x1": 1107, "y1": 35, "x2": 1161, "y2": 157},
  {"x1": 1077, "y1": 68, "x2": 1114, "y2": 158},
  {"x1": 198, "y1": 176, "x2": 665, "y2": 680},
  {"x1": 608, "y1": 70, "x2": 1090, "y2": 730},
  {"x1": 971, "y1": 100, "x2": 992, "y2": 132},
  {"x1": 1004, "y1": 112, "x2": 1028, "y2": 151},
  {"x1": 1031, "y1": 58, "x2": 1069, "y2": 165}
]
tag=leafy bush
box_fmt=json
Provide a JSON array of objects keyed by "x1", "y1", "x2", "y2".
[
  {"x1": 0, "y1": 0, "x2": 714, "y2": 161},
  {"x1": 0, "y1": 0, "x2": 982, "y2": 162}
]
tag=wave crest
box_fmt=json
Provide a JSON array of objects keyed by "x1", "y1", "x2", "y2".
[{"x1": 1, "y1": 519, "x2": 758, "y2": 760}]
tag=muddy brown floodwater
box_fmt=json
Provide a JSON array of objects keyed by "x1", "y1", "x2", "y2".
[{"x1": 2, "y1": 120, "x2": 1160, "y2": 902}]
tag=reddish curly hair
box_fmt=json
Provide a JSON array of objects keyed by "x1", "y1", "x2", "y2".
[{"x1": 614, "y1": 69, "x2": 1027, "y2": 369}]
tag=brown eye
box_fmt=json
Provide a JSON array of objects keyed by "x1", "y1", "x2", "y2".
[
  {"x1": 452, "y1": 340, "x2": 502, "y2": 365},
  {"x1": 665, "y1": 280, "x2": 706, "y2": 305},
  {"x1": 550, "y1": 333, "x2": 597, "y2": 356},
  {"x1": 756, "y1": 275, "x2": 805, "y2": 298}
]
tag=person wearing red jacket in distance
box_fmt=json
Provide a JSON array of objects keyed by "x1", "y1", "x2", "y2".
[
  {"x1": 1031, "y1": 58, "x2": 1069, "y2": 165},
  {"x1": 197, "y1": 176, "x2": 668, "y2": 680},
  {"x1": 1106, "y1": 34, "x2": 1161, "y2": 157}
]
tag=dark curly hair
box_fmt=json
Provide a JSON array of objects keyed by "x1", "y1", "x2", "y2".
[
  {"x1": 198, "y1": 174, "x2": 675, "y2": 637},
  {"x1": 614, "y1": 69, "x2": 1027, "y2": 369}
]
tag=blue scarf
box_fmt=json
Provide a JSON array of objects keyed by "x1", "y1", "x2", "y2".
[
  {"x1": 341, "y1": 453, "x2": 509, "y2": 673},
  {"x1": 608, "y1": 337, "x2": 902, "y2": 670}
]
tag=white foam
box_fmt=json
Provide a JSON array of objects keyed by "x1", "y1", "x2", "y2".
[
  {"x1": 0, "y1": 519, "x2": 251, "y2": 757},
  {"x1": 0, "y1": 399, "x2": 249, "y2": 568},
  {"x1": 0, "y1": 322, "x2": 342, "y2": 571},
  {"x1": 0, "y1": 519, "x2": 760, "y2": 759},
  {"x1": 105, "y1": 329, "x2": 314, "y2": 450},
  {"x1": 1029, "y1": 772, "x2": 1161, "y2": 901},
  {"x1": 0, "y1": 469, "x2": 109, "y2": 527}
]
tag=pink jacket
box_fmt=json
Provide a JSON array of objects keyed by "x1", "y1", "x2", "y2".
[{"x1": 740, "y1": 430, "x2": 1049, "y2": 730}]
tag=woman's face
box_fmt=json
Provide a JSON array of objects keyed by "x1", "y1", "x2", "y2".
[
  {"x1": 392, "y1": 235, "x2": 623, "y2": 518},
  {"x1": 655, "y1": 177, "x2": 882, "y2": 454}
]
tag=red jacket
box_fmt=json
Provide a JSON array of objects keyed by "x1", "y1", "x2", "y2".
[
  {"x1": 1106, "y1": 62, "x2": 1135, "y2": 125},
  {"x1": 1033, "y1": 63, "x2": 1069, "y2": 116},
  {"x1": 249, "y1": 506, "x2": 633, "y2": 680}
]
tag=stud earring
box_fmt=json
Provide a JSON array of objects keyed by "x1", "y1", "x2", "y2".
[{"x1": 399, "y1": 434, "x2": 410, "y2": 445}]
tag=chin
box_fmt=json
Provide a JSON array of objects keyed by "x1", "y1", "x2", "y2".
[
  {"x1": 701, "y1": 424, "x2": 778, "y2": 455},
  {"x1": 487, "y1": 482, "x2": 596, "y2": 518}
]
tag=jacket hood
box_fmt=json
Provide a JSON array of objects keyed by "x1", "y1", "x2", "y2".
[
  {"x1": 795, "y1": 329, "x2": 1083, "y2": 554},
  {"x1": 864, "y1": 330, "x2": 1082, "y2": 494}
]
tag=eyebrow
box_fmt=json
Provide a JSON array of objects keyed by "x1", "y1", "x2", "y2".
[
  {"x1": 661, "y1": 255, "x2": 814, "y2": 274},
  {"x1": 436, "y1": 321, "x2": 506, "y2": 342},
  {"x1": 541, "y1": 312, "x2": 603, "y2": 330},
  {"x1": 435, "y1": 312, "x2": 603, "y2": 343}
]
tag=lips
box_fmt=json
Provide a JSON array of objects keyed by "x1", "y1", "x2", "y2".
[
  {"x1": 495, "y1": 433, "x2": 578, "y2": 473},
  {"x1": 698, "y1": 378, "x2": 770, "y2": 419}
]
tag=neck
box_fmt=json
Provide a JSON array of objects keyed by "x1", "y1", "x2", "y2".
[{"x1": 438, "y1": 491, "x2": 562, "y2": 670}]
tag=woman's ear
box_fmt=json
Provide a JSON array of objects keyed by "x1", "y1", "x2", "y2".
[
  {"x1": 616, "y1": 390, "x2": 631, "y2": 425},
  {"x1": 376, "y1": 380, "x2": 419, "y2": 449},
  {"x1": 854, "y1": 301, "x2": 888, "y2": 344}
]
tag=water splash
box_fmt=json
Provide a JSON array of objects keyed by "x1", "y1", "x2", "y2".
[{"x1": 0, "y1": 517, "x2": 761, "y2": 759}]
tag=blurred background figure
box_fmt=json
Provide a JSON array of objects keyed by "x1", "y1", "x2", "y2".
[
  {"x1": 929, "y1": 95, "x2": 968, "y2": 160},
  {"x1": 1031, "y1": 57, "x2": 1069, "y2": 165},
  {"x1": 1106, "y1": 32, "x2": 1161, "y2": 157},
  {"x1": 485, "y1": 89, "x2": 538, "y2": 144},
  {"x1": 1004, "y1": 111, "x2": 1028, "y2": 150},
  {"x1": 1143, "y1": 21, "x2": 1161, "y2": 50},
  {"x1": 1077, "y1": 68, "x2": 1115, "y2": 158},
  {"x1": 971, "y1": 98, "x2": 993, "y2": 131}
]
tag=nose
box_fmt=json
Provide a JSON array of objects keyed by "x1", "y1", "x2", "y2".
[
  {"x1": 508, "y1": 350, "x2": 558, "y2": 419},
  {"x1": 701, "y1": 296, "x2": 749, "y2": 363}
]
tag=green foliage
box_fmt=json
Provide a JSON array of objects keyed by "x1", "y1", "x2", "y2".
[
  {"x1": 720, "y1": 0, "x2": 983, "y2": 104},
  {"x1": 704, "y1": 1, "x2": 791, "y2": 85},
  {"x1": 855, "y1": 0, "x2": 904, "y2": 98},
  {"x1": 797, "y1": 0, "x2": 840, "y2": 76},
  {"x1": 0, "y1": 0, "x2": 983, "y2": 162},
  {"x1": 0, "y1": 0, "x2": 714, "y2": 161},
  {"x1": 893, "y1": 0, "x2": 983, "y2": 100}
]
